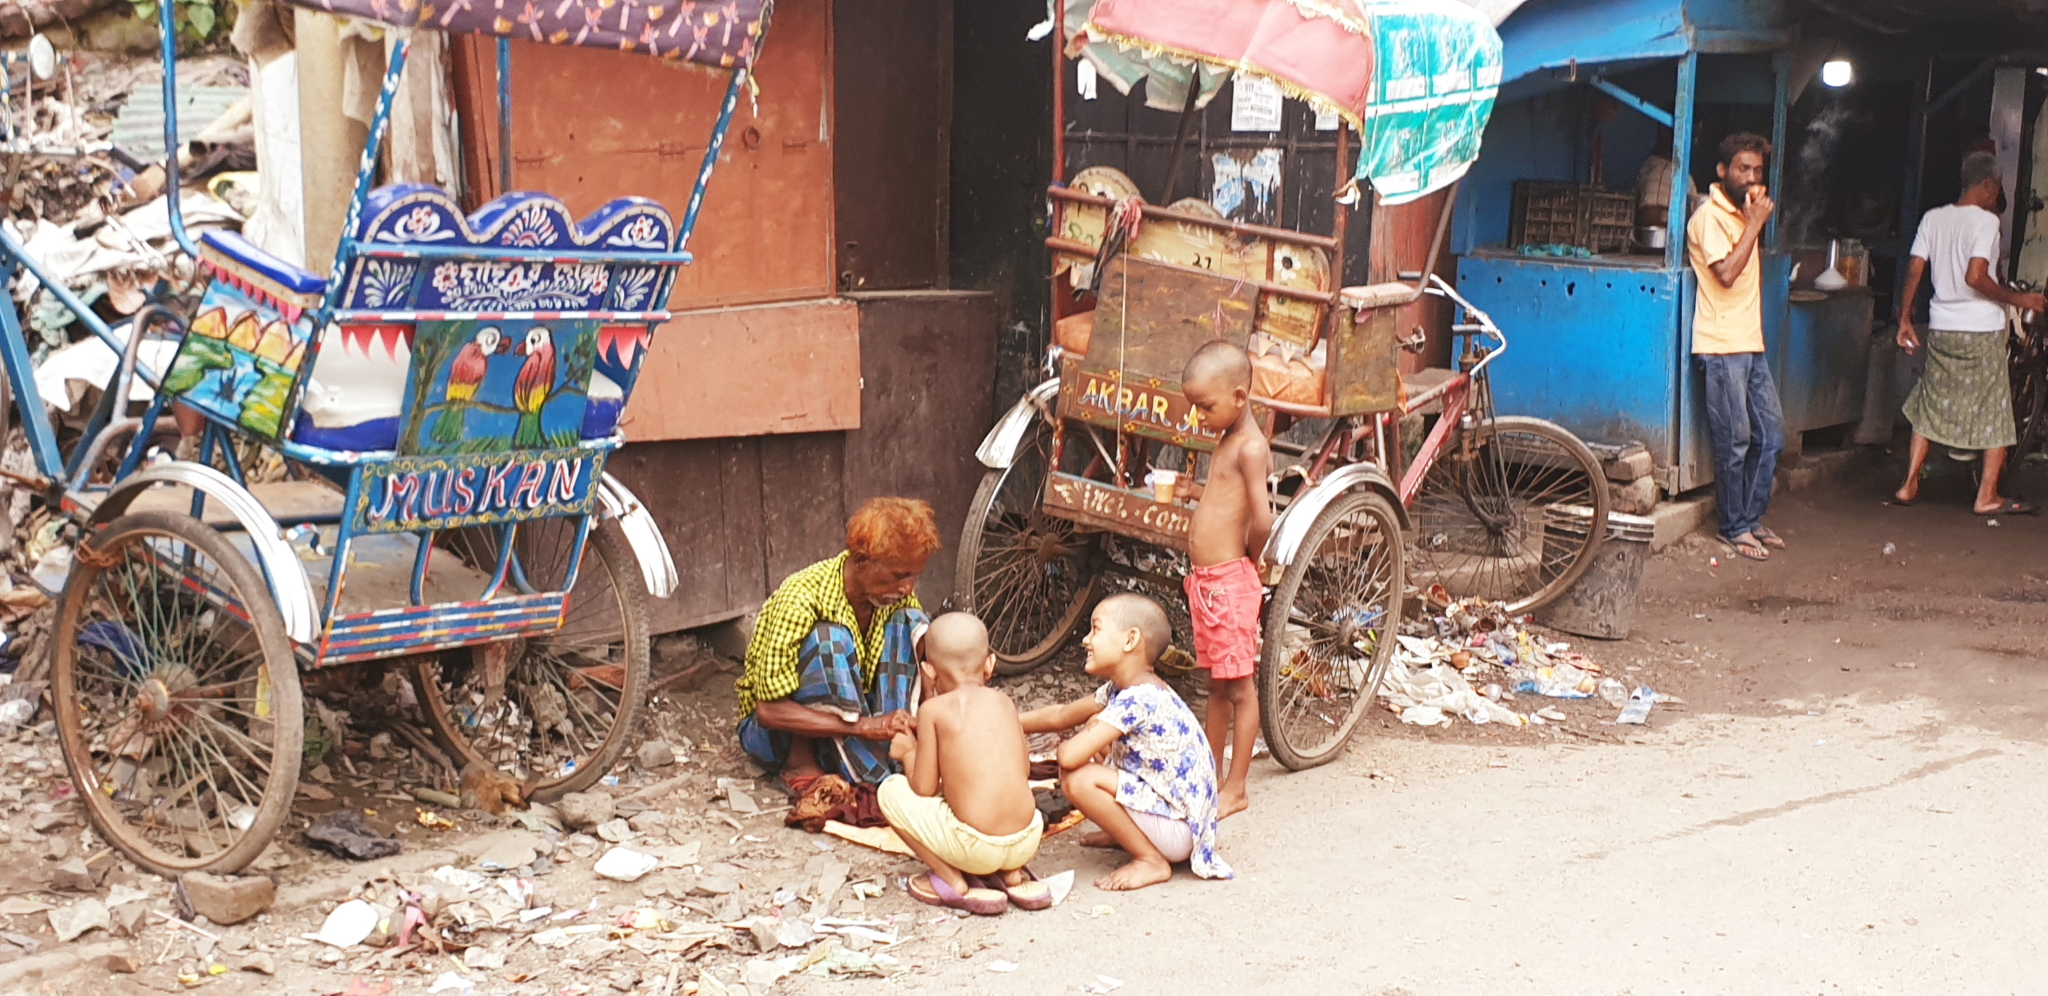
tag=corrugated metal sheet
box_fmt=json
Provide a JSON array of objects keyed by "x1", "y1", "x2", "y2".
[{"x1": 109, "y1": 84, "x2": 248, "y2": 161}]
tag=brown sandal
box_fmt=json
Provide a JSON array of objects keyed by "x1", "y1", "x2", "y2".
[{"x1": 1722, "y1": 534, "x2": 1769, "y2": 562}]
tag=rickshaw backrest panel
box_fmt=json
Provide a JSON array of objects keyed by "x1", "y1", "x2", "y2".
[{"x1": 338, "y1": 186, "x2": 677, "y2": 315}]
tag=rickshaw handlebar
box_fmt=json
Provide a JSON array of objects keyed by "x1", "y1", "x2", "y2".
[{"x1": 1418, "y1": 273, "x2": 1507, "y2": 376}]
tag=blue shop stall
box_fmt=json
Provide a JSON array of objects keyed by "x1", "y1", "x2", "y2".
[{"x1": 1452, "y1": 0, "x2": 1864, "y2": 494}]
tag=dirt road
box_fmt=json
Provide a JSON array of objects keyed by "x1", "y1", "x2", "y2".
[
  {"x1": 2, "y1": 449, "x2": 2037, "y2": 996},
  {"x1": 859, "y1": 451, "x2": 2047, "y2": 996}
]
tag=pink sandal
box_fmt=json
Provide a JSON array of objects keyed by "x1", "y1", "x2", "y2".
[
  {"x1": 906, "y1": 873, "x2": 1007, "y2": 915},
  {"x1": 976, "y1": 868, "x2": 1054, "y2": 911}
]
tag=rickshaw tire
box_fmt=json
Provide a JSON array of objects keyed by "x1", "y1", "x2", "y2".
[
  {"x1": 51, "y1": 510, "x2": 303, "y2": 877},
  {"x1": 956, "y1": 461, "x2": 1098, "y2": 676},
  {"x1": 411, "y1": 522, "x2": 649, "y2": 802},
  {"x1": 1258, "y1": 491, "x2": 1404, "y2": 772}
]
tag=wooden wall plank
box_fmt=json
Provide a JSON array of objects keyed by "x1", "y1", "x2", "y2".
[
  {"x1": 758, "y1": 433, "x2": 849, "y2": 587},
  {"x1": 449, "y1": 0, "x2": 835, "y2": 309},
  {"x1": 841, "y1": 291, "x2": 999, "y2": 603},
  {"x1": 607, "y1": 439, "x2": 748, "y2": 632},
  {"x1": 717, "y1": 438, "x2": 769, "y2": 612},
  {"x1": 619, "y1": 299, "x2": 863, "y2": 442}
]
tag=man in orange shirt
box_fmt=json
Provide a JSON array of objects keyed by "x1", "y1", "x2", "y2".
[{"x1": 1686, "y1": 133, "x2": 1786, "y2": 562}]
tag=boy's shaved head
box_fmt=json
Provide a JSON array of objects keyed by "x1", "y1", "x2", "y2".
[
  {"x1": 1096, "y1": 593, "x2": 1171, "y2": 663},
  {"x1": 923, "y1": 612, "x2": 991, "y2": 674},
  {"x1": 1182, "y1": 339, "x2": 1251, "y2": 390}
]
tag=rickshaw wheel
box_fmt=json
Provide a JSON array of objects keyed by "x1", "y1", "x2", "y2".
[
  {"x1": 955, "y1": 422, "x2": 1098, "y2": 675},
  {"x1": 413, "y1": 520, "x2": 649, "y2": 801},
  {"x1": 1406, "y1": 416, "x2": 1610, "y2": 614},
  {"x1": 1258, "y1": 491, "x2": 1403, "y2": 771},
  {"x1": 51, "y1": 510, "x2": 304, "y2": 876}
]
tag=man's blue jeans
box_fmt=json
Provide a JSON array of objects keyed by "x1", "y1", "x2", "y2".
[{"x1": 1698, "y1": 351, "x2": 1785, "y2": 542}]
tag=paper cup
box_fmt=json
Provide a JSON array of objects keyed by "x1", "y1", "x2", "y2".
[{"x1": 1152, "y1": 470, "x2": 1179, "y2": 503}]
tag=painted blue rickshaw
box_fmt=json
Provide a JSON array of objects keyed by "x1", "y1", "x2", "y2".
[{"x1": 0, "y1": 0, "x2": 769, "y2": 874}]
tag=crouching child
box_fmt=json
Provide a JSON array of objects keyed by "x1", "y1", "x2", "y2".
[
  {"x1": 881, "y1": 612, "x2": 1051, "y2": 915},
  {"x1": 1022, "y1": 593, "x2": 1233, "y2": 891}
]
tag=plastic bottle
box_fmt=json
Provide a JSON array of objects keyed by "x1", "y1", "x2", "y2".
[
  {"x1": 1616, "y1": 686, "x2": 1656, "y2": 724},
  {"x1": 1597, "y1": 677, "x2": 1628, "y2": 708}
]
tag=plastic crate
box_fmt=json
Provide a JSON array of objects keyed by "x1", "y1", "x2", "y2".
[
  {"x1": 1510, "y1": 181, "x2": 1581, "y2": 248},
  {"x1": 1584, "y1": 187, "x2": 1636, "y2": 254}
]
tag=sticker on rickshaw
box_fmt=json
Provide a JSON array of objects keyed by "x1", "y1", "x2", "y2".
[
  {"x1": 1059, "y1": 367, "x2": 1220, "y2": 449},
  {"x1": 1045, "y1": 472, "x2": 1192, "y2": 549},
  {"x1": 351, "y1": 447, "x2": 607, "y2": 534}
]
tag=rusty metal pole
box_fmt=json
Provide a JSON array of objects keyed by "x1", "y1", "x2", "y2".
[
  {"x1": 1160, "y1": 80, "x2": 1202, "y2": 203},
  {"x1": 1051, "y1": 5, "x2": 1067, "y2": 185},
  {"x1": 1332, "y1": 122, "x2": 1350, "y2": 289}
]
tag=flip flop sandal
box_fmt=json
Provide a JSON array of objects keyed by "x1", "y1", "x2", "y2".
[
  {"x1": 1721, "y1": 535, "x2": 1769, "y2": 562},
  {"x1": 1977, "y1": 498, "x2": 2042, "y2": 516},
  {"x1": 1752, "y1": 526, "x2": 1787, "y2": 549},
  {"x1": 906, "y1": 872, "x2": 1007, "y2": 916},
  {"x1": 1883, "y1": 496, "x2": 1916, "y2": 507},
  {"x1": 976, "y1": 868, "x2": 1055, "y2": 911}
]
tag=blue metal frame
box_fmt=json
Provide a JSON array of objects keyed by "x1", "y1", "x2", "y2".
[
  {"x1": 0, "y1": 0, "x2": 740, "y2": 666},
  {"x1": 497, "y1": 37, "x2": 513, "y2": 195},
  {"x1": 1589, "y1": 76, "x2": 1672, "y2": 128}
]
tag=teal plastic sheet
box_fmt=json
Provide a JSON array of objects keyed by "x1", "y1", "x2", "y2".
[{"x1": 1355, "y1": 1, "x2": 1504, "y2": 204}]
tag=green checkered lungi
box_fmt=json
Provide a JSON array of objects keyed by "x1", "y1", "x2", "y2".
[{"x1": 1903, "y1": 329, "x2": 2018, "y2": 450}]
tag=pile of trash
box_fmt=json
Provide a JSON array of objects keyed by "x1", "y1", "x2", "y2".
[{"x1": 1378, "y1": 590, "x2": 1661, "y2": 729}]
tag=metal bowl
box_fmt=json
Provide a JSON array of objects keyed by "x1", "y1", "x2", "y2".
[{"x1": 1634, "y1": 226, "x2": 1667, "y2": 250}]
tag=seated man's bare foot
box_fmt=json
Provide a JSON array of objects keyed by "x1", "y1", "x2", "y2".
[
  {"x1": 1077, "y1": 830, "x2": 1119, "y2": 849},
  {"x1": 1095, "y1": 857, "x2": 1172, "y2": 891},
  {"x1": 1218, "y1": 787, "x2": 1249, "y2": 820}
]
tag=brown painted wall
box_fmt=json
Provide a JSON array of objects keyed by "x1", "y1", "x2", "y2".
[
  {"x1": 619, "y1": 299, "x2": 863, "y2": 441},
  {"x1": 1371, "y1": 189, "x2": 1457, "y2": 373},
  {"x1": 832, "y1": 0, "x2": 953, "y2": 291},
  {"x1": 451, "y1": 0, "x2": 837, "y2": 308},
  {"x1": 840, "y1": 291, "x2": 999, "y2": 600},
  {"x1": 611, "y1": 292, "x2": 999, "y2": 632}
]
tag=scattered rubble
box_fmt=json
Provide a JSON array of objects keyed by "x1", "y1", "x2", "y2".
[
  {"x1": 177, "y1": 871, "x2": 273, "y2": 925},
  {"x1": 556, "y1": 791, "x2": 615, "y2": 831}
]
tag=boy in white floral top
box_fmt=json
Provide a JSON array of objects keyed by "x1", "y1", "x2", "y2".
[{"x1": 1022, "y1": 593, "x2": 1232, "y2": 890}]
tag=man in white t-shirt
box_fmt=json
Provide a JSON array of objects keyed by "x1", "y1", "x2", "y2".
[{"x1": 1893, "y1": 151, "x2": 2046, "y2": 515}]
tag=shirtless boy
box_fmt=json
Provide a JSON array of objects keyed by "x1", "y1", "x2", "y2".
[
  {"x1": 881, "y1": 612, "x2": 1049, "y2": 915},
  {"x1": 1021, "y1": 594, "x2": 1233, "y2": 891},
  {"x1": 1179, "y1": 341, "x2": 1273, "y2": 818}
]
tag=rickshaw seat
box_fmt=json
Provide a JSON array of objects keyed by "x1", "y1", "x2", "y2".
[
  {"x1": 1340, "y1": 282, "x2": 1422, "y2": 311},
  {"x1": 198, "y1": 230, "x2": 326, "y2": 296}
]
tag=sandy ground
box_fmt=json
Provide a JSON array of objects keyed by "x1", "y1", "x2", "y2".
[
  {"x1": 1, "y1": 445, "x2": 2039, "y2": 996},
  {"x1": 830, "y1": 448, "x2": 2048, "y2": 996}
]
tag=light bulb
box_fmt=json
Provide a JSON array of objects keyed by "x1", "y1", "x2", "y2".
[{"x1": 1821, "y1": 60, "x2": 1853, "y2": 88}]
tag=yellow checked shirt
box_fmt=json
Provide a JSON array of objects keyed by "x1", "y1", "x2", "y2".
[{"x1": 735, "y1": 552, "x2": 923, "y2": 719}]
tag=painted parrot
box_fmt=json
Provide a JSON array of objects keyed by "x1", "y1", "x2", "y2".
[
  {"x1": 431, "y1": 326, "x2": 506, "y2": 444},
  {"x1": 512, "y1": 326, "x2": 556, "y2": 448}
]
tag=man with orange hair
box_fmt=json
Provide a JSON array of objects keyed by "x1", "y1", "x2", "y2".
[{"x1": 736, "y1": 497, "x2": 942, "y2": 790}]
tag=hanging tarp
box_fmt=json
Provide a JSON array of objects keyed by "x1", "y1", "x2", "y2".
[
  {"x1": 1085, "y1": 0, "x2": 1379, "y2": 124},
  {"x1": 1079, "y1": 0, "x2": 1501, "y2": 204},
  {"x1": 1060, "y1": 0, "x2": 1231, "y2": 112},
  {"x1": 1353, "y1": 1, "x2": 1502, "y2": 202},
  {"x1": 274, "y1": 0, "x2": 773, "y2": 70}
]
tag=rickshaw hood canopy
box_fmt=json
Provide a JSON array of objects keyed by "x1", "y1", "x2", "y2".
[
  {"x1": 276, "y1": 0, "x2": 772, "y2": 70},
  {"x1": 1080, "y1": 0, "x2": 1501, "y2": 203}
]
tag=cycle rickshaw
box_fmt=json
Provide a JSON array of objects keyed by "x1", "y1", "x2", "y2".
[
  {"x1": 959, "y1": 0, "x2": 1612, "y2": 769},
  {"x1": 1, "y1": 0, "x2": 770, "y2": 873}
]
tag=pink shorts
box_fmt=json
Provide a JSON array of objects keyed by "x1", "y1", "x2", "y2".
[{"x1": 1184, "y1": 557, "x2": 1262, "y2": 680}]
